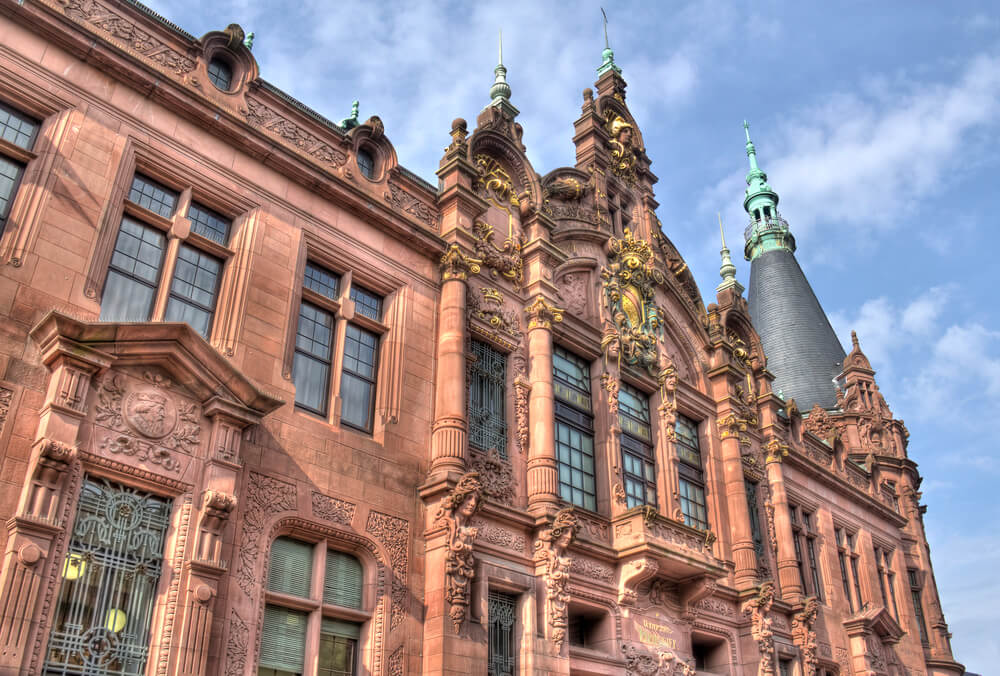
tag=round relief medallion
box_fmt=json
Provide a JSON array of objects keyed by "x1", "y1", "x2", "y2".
[{"x1": 124, "y1": 389, "x2": 177, "y2": 439}]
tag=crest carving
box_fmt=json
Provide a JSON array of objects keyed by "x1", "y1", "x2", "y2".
[
  {"x1": 601, "y1": 229, "x2": 664, "y2": 373},
  {"x1": 607, "y1": 114, "x2": 639, "y2": 185},
  {"x1": 471, "y1": 220, "x2": 524, "y2": 288},
  {"x1": 468, "y1": 287, "x2": 521, "y2": 343},
  {"x1": 803, "y1": 404, "x2": 838, "y2": 444}
]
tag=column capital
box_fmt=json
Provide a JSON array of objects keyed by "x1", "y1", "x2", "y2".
[
  {"x1": 764, "y1": 438, "x2": 789, "y2": 464},
  {"x1": 439, "y1": 244, "x2": 482, "y2": 281},
  {"x1": 524, "y1": 295, "x2": 564, "y2": 330}
]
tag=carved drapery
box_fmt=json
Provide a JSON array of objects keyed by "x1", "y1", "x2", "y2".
[
  {"x1": 434, "y1": 472, "x2": 483, "y2": 632},
  {"x1": 741, "y1": 582, "x2": 776, "y2": 676},
  {"x1": 601, "y1": 229, "x2": 664, "y2": 373},
  {"x1": 534, "y1": 508, "x2": 578, "y2": 652}
]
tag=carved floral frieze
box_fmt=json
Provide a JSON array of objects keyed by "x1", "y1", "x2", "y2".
[
  {"x1": 366, "y1": 510, "x2": 410, "y2": 630},
  {"x1": 470, "y1": 447, "x2": 516, "y2": 506},
  {"x1": 471, "y1": 520, "x2": 525, "y2": 552},
  {"x1": 311, "y1": 491, "x2": 356, "y2": 526},
  {"x1": 236, "y1": 472, "x2": 296, "y2": 596},
  {"x1": 243, "y1": 97, "x2": 348, "y2": 168}
]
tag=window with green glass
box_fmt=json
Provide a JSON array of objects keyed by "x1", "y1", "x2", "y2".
[
  {"x1": 619, "y1": 383, "x2": 656, "y2": 508},
  {"x1": 553, "y1": 347, "x2": 595, "y2": 511}
]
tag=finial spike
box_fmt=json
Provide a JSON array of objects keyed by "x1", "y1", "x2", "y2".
[
  {"x1": 744, "y1": 120, "x2": 751, "y2": 142},
  {"x1": 499, "y1": 29, "x2": 503, "y2": 65},
  {"x1": 601, "y1": 7, "x2": 610, "y2": 49},
  {"x1": 718, "y1": 212, "x2": 727, "y2": 249}
]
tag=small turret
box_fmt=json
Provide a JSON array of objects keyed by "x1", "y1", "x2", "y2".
[
  {"x1": 742, "y1": 121, "x2": 794, "y2": 261},
  {"x1": 717, "y1": 214, "x2": 743, "y2": 294}
]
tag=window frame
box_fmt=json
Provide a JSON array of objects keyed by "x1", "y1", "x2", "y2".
[
  {"x1": 0, "y1": 100, "x2": 40, "y2": 236},
  {"x1": 675, "y1": 414, "x2": 709, "y2": 531},
  {"x1": 95, "y1": 164, "x2": 240, "y2": 341},
  {"x1": 552, "y1": 346, "x2": 597, "y2": 512},
  {"x1": 261, "y1": 534, "x2": 373, "y2": 676},
  {"x1": 467, "y1": 339, "x2": 509, "y2": 457},
  {"x1": 789, "y1": 504, "x2": 823, "y2": 601},
  {"x1": 908, "y1": 568, "x2": 930, "y2": 645},
  {"x1": 619, "y1": 382, "x2": 657, "y2": 509}
]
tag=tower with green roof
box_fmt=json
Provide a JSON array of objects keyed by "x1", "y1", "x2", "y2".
[{"x1": 743, "y1": 123, "x2": 846, "y2": 410}]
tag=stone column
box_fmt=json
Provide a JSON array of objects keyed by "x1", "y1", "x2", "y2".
[
  {"x1": 430, "y1": 245, "x2": 480, "y2": 476},
  {"x1": 524, "y1": 295, "x2": 563, "y2": 513},
  {"x1": 718, "y1": 414, "x2": 758, "y2": 588},
  {"x1": 764, "y1": 439, "x2": 804, "y2": 601}
]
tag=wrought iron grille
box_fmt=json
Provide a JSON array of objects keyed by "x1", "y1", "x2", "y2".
[
  {"x1": 468, "y1": 340, "x2": 508, "y2": 457},
  {"x1": 43, "y1": 478, "x2": 171, "y2": 676},
  {"x1": 488, "y1": 590, "x2": 517, "y2": 676}
]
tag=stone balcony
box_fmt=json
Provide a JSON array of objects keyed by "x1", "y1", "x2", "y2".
[{"x1": 611, "y1": 506, "x2": 727, "y2": 584}]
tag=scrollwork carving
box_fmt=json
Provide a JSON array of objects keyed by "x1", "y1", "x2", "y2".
[
  {"x1": 535, "y1": 508, "x2": 578, "y2": 651},
  {"x1": 434, "y1": 472, "x2": 483, "y2": 632},
  {"x1": 470, "y1": 447, "x2": 516, "y2": 505},
  {"x1": 385, "y1": 181, "x2": 436, "y2": 227},
  {"x1": 243, "y1": 97, "x2": 348, "y2": 168},
  {"x1": 471, "y1": 221, "x2": 524, "y2": 287},
  {"x1": 524, "y1": 295, "x2": 564, "y2": 330},
  {"x1": 791, "y1": 597, "x2": 820, "y2": 676},
  {"x1": 601, "y1": 229, "x2": 664, "y2": 373},
  {"x1": 439, "y1": 244, "x2": 481, "y2": 281},
  {"x1": 311, "y1": 492, "x2": 356, "y2": 526}
]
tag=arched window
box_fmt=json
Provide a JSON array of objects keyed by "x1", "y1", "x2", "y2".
[{"x1": 259, "y1": 536, "x2": 364, "y2": 676}]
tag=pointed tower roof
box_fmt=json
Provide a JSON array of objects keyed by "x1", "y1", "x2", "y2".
[
  {"x1": 597, "y1": 8, "x2": 622, "y2": 76},
  {"x1": 488, "y1": 30, "x2": 519, "y2": 118},
  {"x1": 717, "y1": 213, "x2": 743, "y2": 294},
  {"x1": 743, "y1": 125, "x2": 846, "y2": 410}
]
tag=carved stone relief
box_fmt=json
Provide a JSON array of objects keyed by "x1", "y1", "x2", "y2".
[
  {"x1": 235, "y1": 472, "x2": 297, "y2": 596},
  {"x1": 471, "y1": 221, "x2": 523, "y2": 287},
  {"x1": 607, "y1": 114, "x2": 639, "y2": 185},
  {"x1": 243, "y1": 97, "x2": 348, "y2": 168},
  {"x1": 623, "y1": 643, "x2": 695, "y2": 676},
  {"x1": 791, "y1": 597, "x2": 820, "y2": 676},
  {"x1": 471, "y1": 520, "x2": 525, "y2": 553},
  {"x1": 470, "y1": 448, "x2": 516, "y2": 506},
  {"x1": 468, "y1": 287, "x2": 522, "y2": 345},
  {"x1": 560, "y1": 272, "x2": 589, "y2": 317},
  {"x1": 0, "y1": 385, "x2": 11, "y2": 434},
  {"x1": 512, "y1": 353, "x2": 530, "y2": 455},
  {"x1": 225, "y1": 609, "x2": 249, "y2": 676},
  {"x1": 570, "y1": 557, "x2": 614, "y2": 583},
  {"x1": 385, "y1": 181, "x2": 436, "y2": 228},
  {"x1": 93, "y1": 370, "x2": 200, "y2": 473},
  {"x1": 601, "y1": 229, "x2": 664, "y2": 373},
  {"x1": 311, "y1": 491, "x2": 356, "y2": 526},
  {"x1": 366, "y1": 510, "x2": 410, "y2": 630},
  {"x1": 535, "y1": 508, "x2": 578, "y2": 651},
  {"x1": 741, "y1": 582, "x2": 776, "y2": 676},
  {"x1": 434, "y1": 472, "x2": 483, "y2": 632}
]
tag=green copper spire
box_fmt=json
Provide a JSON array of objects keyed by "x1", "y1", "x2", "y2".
[
  {"x1": 340, "y1": 100, "x2": 360, "y2": 130},
  {"x1": 490, "y1": 30, "x2": 512, "y2": 103},
  {"x1": 717, "y1": 213, "x2": 744, "y2": 294},
  {"x1": 742, "y1": 122, "x2": 794, "y2": 260},
  {"x1": 597, "y1": 8, "x2": 622, "y2": 75}
]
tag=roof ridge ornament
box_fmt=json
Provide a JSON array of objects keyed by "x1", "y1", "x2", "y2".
[
  {"x1": 717, "y1": 213, "x2": 744, "y2": 294},
  {"x1": 597, "y1": 8, "x2": 622, "y2": 76}
]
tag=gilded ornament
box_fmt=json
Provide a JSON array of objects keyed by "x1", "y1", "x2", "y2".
[
  {"x1": 763, "y1": 438, "x2": 789, "y2": 464},
  {"x1": 606, "y1": 114, "x2": 638, "y2": 185},
  {"x1": 471, "y1": 220, "x2": 524, "y2": 287},
  {"x1": 439, "y1": 244, "x2": 481, "y2": 281},
  {"x1": 524, "y1": 295, "x2": 564, "y2": 330}
]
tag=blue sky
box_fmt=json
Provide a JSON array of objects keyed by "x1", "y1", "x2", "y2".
[{"x1": 146, "y1": 0, "x2": 999, "y2": 669}]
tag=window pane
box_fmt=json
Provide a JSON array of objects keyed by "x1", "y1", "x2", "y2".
[
  {"x1": 164, "y1": 244, "x2": 221, "y2": 337},
  {"x1": 304, "y1": 262, "x2": 340, "y2": 300},
  {"x1": 43, "y1": 478, "x2": 171, "y2": 676},
  {"x1": 0, "y1": 155, "x2": 25, "y2": 226},
  {"x1": 268, "y1": 537, "x2": 313, "y2": 598},
  {"x1": 207, "y1": 58, "x2": 233, "y2": 91},
  {"x1": 679, "y1": 478, "x2": 709, "y2": 530},
  {"x1": 488, "y1": 590, "x2": 517, "y2": 676},
  {"x1": 295, "y1": 303, "x2": 335, "y2": 360},
  {"x1": 260, "y1": 605, "x2": 306, "y2": 674},
  {"x1": 318, "y1": 633, "x2": 357, "y2": 676},
  {"x1": 129, "y1": 174, "x2": 178, "y2": 218},
  {"x1": 340, "y1": 372, "x2": 374, "y2": 431},
  {"x1": 188, "y1": 201, "x2": 231, "y2": 244},
  {"x1": 323, "y1": 551, "x2": 363, "y2": 608},
  {"x1": 100, "y1": 269, "x2": 156, "y2": 322},
  {"x1": 555, "y1": 419, "x2": 596, "y2": 510},
  {"x1": 342, "y1": 324, "x2": 377, "y2": 379},
  {"x1": 0, "y1": 101, "x2": 38, "y2": 149},
  {"x1": 349, "y1": 284, "x2": 382, "y2": 320},
  {"x1": 293, "y1": 352, "x2": 331, "y2": 415},
  {"x1": 356, "y1": 149, "x2": 375, "y2": 180}
]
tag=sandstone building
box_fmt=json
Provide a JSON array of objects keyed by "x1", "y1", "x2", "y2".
[{"x1": 0, "y1": 1, "x2": 964, "y2": 675}]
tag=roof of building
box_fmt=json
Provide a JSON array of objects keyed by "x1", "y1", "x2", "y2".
[{"x1": 748, "y1": 248, "x2": 846, "y2": 410}]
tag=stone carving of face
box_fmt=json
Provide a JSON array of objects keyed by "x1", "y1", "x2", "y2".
[
  {"x1": 459, "y1": 493, "x2": 478, "y2": 518},
  {"x1": 619, "y1": 125, "x2": 633, "y2": 148}
]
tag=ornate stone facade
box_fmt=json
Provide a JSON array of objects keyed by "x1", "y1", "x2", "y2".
[{"x1": 0, "y1": 3, "x2": 963, "y2": 676}]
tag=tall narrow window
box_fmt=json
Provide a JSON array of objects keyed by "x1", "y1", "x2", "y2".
[
  {"x1": 885, "y1": 550, "x2": 899, "y2": 620},
  {"x1": 619, "y1": 383, "x2": 656, "y2": 508},
  {"x1": 790, "y1": 506, "x2": 809, "y2": 592},
  {"x1": 294, "y1": 301, "x2": 335, "y2": 415},
  {"x1": 0, "y1": 101, "x2": 39, "y2": 235},
  {"x1": 745, "y1": 480, "x2": 766, "y2": 565},
  {"x1": 553, "y1": 347, "x2": 595, "y2": 510},
  {"x1": 44, "y1": 478, "x2": 171, "y2": 675},
  {"x1": 908, "y1": 569, "x2": 929, "y2": 644},
  {"x1": 675, "y1": 415, "x2": 708, "y2": 530},
  {"x1": 848, "y1": 532, "x2": 863, "y2": 610},
  {"x1": 488, "y1": 590, "x2": 517, "y2": 676},
  {"x1": 101, "y1": 217, "x2": 167, "y2": 322},
  {"x1": 836, "y1": 528, "x2": 855, "y2": 612},
  {"x1": 875, "y1": 546, "x2": 889, "y2": 610},
  {"x1": 163, "y1": 244, "x2": 222, "y2": 337},
  {"x1": 468, "y1": 340, "x2": 508, "y2": 457},
  {"x1": 261, "y1": 538, "x2": 363, "y2": 676},
  {"x1": 340, "y1": 285, "x2": 382, "y2": 432}
]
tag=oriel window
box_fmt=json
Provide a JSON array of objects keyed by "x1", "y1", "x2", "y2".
[
  {"x1": 553, "y1": 347, "x2": 596, "y2": 511},
  {"x1": 619, "y1": 383, "x2": 656, "y2": 508},
  {"x1": 468, "y1": 339, "x2": 508, "y2": 457}
]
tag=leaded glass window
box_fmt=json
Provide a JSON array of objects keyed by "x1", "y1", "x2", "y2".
[
  {"x1": 207, "y1": 58, "x2": 233, "y2": 91},
  {"x1": 293, "y1": 301, "x2": 335, "y2": 415},
  {"x1": 0, "y1": 101, "x2": 38, "y2": 234},
  {"x1": 44, "y1": 478, "x2": 171, "y2": 676},
  {"x1": 349, "y1": 284, "x2": 382, "y2": 320},
  {"x1": 356, "y1": 149, "x2": 375, "y2": 180},
  {"x1": 340, "y1": 324, "x2": 379, "y2": 432},
  {"x1": 304, "y1": 262, "x2": 340, "y2": 300},
  {"x1": 675, "y1": 415, "x2": 709, "y2": 530},
  {"x1": 908, "y1": 569, "x2": 929, "y2": 644},
  {"x1": 163, "y1": 244, "x2": 222, "y2": 338},
  {"x1": 553, "y1": 347, "x2": 595, "y2": 510},
  {"x1": 100, "y1": 218, "x2": 166, "y2": 322},
  {"x1": 620, "y1": 383, "x2": 656, "y2": 508},
  {"x1": 468, "y1": 340, "x2": 508, "y2": 457},
  {"x1": 488, "y1": 590, "x2": 517, "y2": 676}
]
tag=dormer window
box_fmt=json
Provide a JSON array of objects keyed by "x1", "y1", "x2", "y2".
[
  {"x1": 357, "y1": 148, "x2": 375, "y2": 179},
  {"x1": 207, "y1": 58, "x2": 233, "y2": 91}
]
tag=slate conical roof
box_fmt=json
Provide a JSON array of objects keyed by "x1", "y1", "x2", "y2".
[{"x1": 741, "y1": 124, "x2": 845, "y2": 410}]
